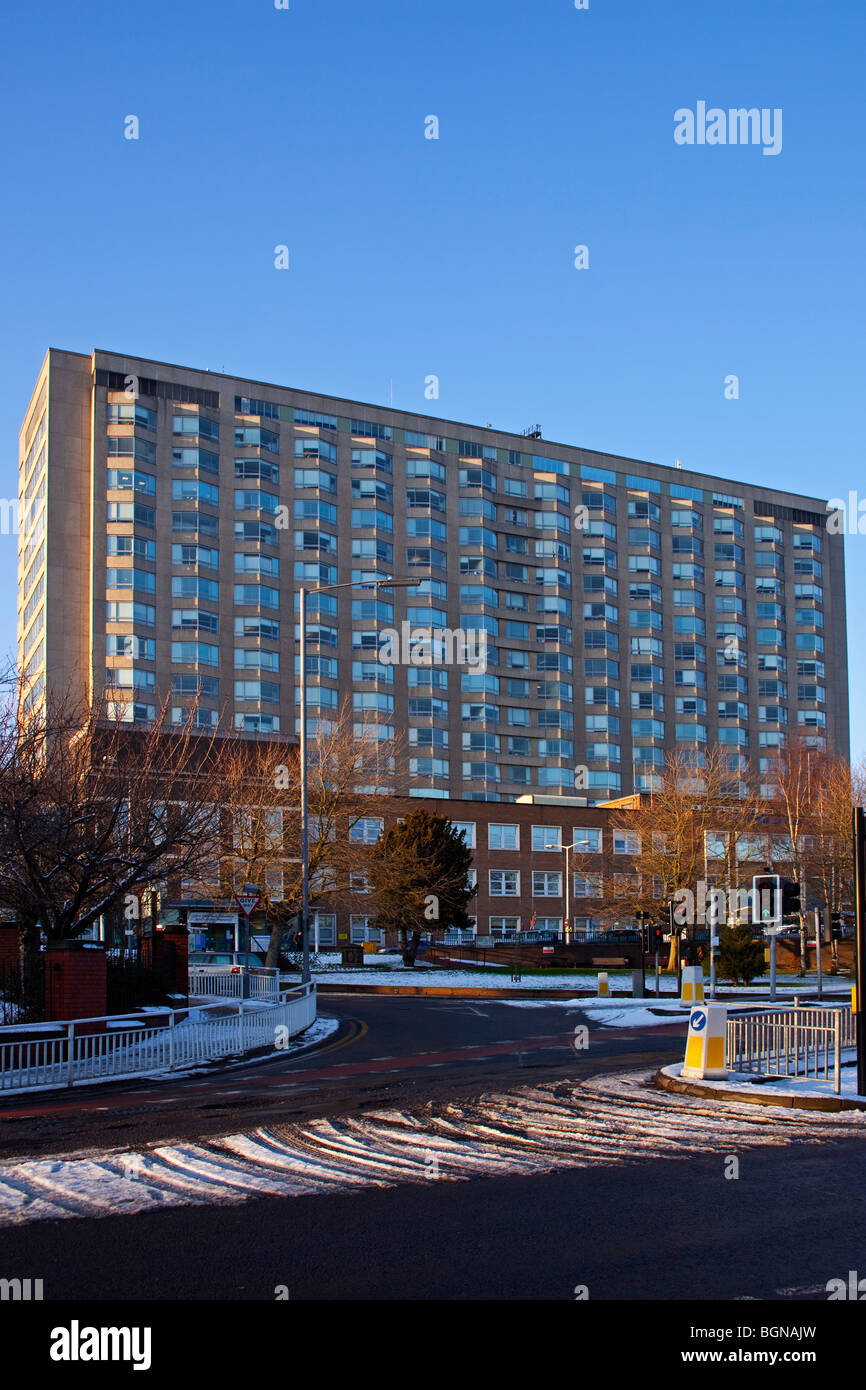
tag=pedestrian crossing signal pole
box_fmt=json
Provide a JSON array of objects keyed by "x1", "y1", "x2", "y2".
[
  {"x1": 853, "y1": 807, "x2": 866, "y2": 1096},
  {"x1": 752, "y1": 871, "x2": 781, "y2": 1002},
  {"x1": 636, "y1": 912, "x2": 648, "y2": 997},
  {"x1": 654, "y1": 926, "x2": 661, "y2": 998}
]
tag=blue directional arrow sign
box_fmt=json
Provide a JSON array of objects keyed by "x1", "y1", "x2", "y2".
[{"x1": 691, "y1": 1009, "x2": 707, "y2": 1032}]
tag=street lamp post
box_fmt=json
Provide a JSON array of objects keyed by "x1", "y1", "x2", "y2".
[
  {"x1": 297, "y1": 575, "x2": 417, "y2": 985},
  {"x1": 546, "y1": 838, "x2": 592, "y2": 944},
  {"x1": 102, "y1": 752, "x2": 133, "y2": 954}
]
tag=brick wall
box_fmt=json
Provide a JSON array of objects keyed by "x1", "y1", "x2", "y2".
[{"x1": 44, "y1": 942, "x2": 107, "y2": 1022}]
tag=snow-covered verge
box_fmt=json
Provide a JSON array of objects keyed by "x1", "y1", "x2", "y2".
[
  {"x1": 305, "y1": 964, "x2": 853, "y2": 997},
  {"x1": 502, "y1": 999, "x2": 687, "y2": 1027},
  {"x1": 145, "y1": 1015, "x2": 340, "y2": 1080},
  {"x1": 663, "y1": 1058, "x2": 866, "y2": 1103},
  {"x1": 310, "y1": 967, "x2": 637, "y2": 990},
  {"x1": 0, "y1": 1067, "x2": 862, "y2": 1227}
]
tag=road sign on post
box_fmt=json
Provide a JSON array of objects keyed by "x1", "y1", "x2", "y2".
[{"x1": 234, "y1": 892, "x2": 261, "y2": 918}]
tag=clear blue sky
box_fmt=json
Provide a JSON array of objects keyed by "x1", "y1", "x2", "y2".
[{"x1": 1, "y1": 0, "x2": 863, "y2": 751}]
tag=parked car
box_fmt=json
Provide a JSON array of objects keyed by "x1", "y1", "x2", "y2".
[{"x1": 188, "y1": 950, "x2": 267, "y2": 970}]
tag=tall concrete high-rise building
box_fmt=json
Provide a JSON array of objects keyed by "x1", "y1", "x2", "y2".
[{"x1": 18, "y1": 348, "x2": 849, "y2": 810}]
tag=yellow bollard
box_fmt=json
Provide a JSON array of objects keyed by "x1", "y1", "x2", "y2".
[
  {"x1": 680, "y1": 965, "x2": 704, "y2": 1006},
  {"x1": 682, "y1": 1004, "x2": 728, "y2": 1079},
  {"x1": 597, "y1": 971, "x2": 609, "y2": 997}
]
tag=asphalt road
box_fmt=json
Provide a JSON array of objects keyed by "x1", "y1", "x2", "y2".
[
  {"x1": 0, "y1": 995, "x2": 685, "y2": 1159},
  {"x1": 1, "y1": 997, "x2": 863, "y2": 1306},
  {"x1": 2, "y1": 1109, "x2": 863, "y2": 1303}
]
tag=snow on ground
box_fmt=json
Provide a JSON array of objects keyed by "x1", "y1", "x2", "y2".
[
  {"x1": 247, "y1": 1014, "x2": 338, "y2": 1060},
  {"x1": 500, "y1": 999, "x2": 685, "y2": 1026},
  {"x1": 311, "y1": 967, "x2": 651, "y2": 990},
  {"x1": 307, "y1": 964, "x2": 854, "y2": 996},
  {"x1": 0, "y1": 1067, "x2": 862, "y2": 1227},
  {"x1": 147, "y1": 1015, "x2": 340, "y2": 1080},
  {"x1": 665, "y1": 1057, "x2": 866, "y2": 1103},
  {"x1": 575, "y1": 1004, "x2": 685, "y2": 1027},
  {"x1": 312, "y1": 969, "x2": 595, "y2": 989}
]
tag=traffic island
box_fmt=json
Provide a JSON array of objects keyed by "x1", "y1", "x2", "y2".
[{"x1": 655, "y1": 1062, "x2": 866, "y2": 1113}]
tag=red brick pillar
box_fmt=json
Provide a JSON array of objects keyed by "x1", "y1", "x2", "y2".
[
  {"x1": 44, "y1": 942, "x2": 107, "y2": 1022},
  {"x1": 0, "y1": 925, "x2": 20, "y2": 977},
  {"x1": 155, "y1": 926, "x2": 189, "y2": 996}
]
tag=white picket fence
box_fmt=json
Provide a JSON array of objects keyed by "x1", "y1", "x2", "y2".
[{"x1": 0, "y1": 984, "x2": 316, "y2": 1094}]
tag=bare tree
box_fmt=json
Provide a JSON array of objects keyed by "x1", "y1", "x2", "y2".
[
  {"x1": 766, "y1": 728, "x2": 831, "y2": 975},
  {"x1": 183, "y1": 702, "x2": 404, "y2": 966},
  {"x1": 0, "y1": 685, "x2": 227, "y2": 987},
  {"x1": 800, "y1": 751, "x2": 857, "y2": 946},
  {"x1": 598, "y1": 747, "x2": 764, "y2": 969}
]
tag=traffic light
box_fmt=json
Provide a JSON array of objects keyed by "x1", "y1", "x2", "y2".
[
  {"x1": 752, "y1": 873, "x2": 781, "y2": 927},
  {"x1": 781, "y1": 879, "x2": 801, "y2": 919},
  {"x1": 830, "y1": 911, "x2": 842, "y2": 939},
  {"x1": 652, "y1": 923, "x2": 663, "y2": 950}
]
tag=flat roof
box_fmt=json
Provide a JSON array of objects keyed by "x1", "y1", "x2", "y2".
[{"x1": 46, "y1": 346, "x2": 832, "y2": 511}]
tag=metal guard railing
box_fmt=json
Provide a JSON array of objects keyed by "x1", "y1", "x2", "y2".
[
  {"x1": 726, "y1": 1004, "x2": 854, "y2": 1095},
  {"x1": 189, "y1": 964, "x2": 281, "y2": 1001},
  {"x1": 0, "y1": 983, "x2": 316, "y2": 1094}
]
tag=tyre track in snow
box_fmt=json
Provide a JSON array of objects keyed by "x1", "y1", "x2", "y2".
[{"x1": 0, "y1": 1068, "x2": 862, "y2": 1227}]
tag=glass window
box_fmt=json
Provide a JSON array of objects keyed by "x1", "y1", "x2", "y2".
[
  {"x1": 532, "y1": 871, "x2": 562, "y2": 896},
  {"x1": 489, "y1": 824, "x2": 520, "y2": 851}
]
